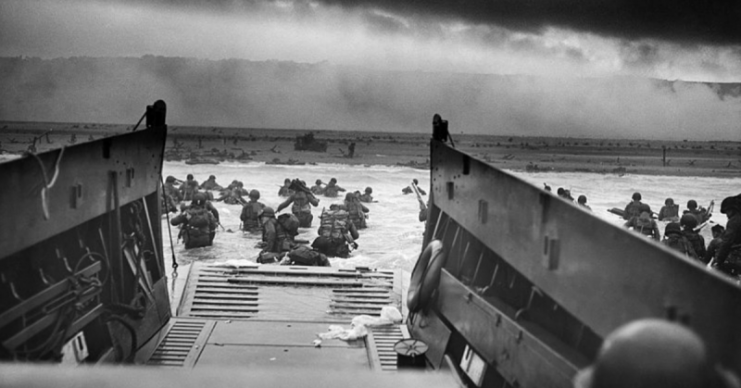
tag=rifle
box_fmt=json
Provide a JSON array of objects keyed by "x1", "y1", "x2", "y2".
[{"x1": 410, "y1": 180, "x2": 426, "y2": 211}]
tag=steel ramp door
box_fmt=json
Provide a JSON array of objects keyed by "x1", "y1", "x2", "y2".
[{"x1": 145, "y1": 263, "x2": 406, "y2": 370}]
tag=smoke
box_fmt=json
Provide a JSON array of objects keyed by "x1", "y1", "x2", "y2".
[
  {"x1": 2, "y1": 0, "x2": 741, "y2": 82},
  {"x1": 1, "y1": 57, "x2": 739, "y2": 141}
]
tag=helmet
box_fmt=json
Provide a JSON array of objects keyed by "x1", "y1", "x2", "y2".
[
  {"x1": 680, "y1": 214, "x2": 698, "y2": 229},
  {"x1": 192, "y1": 193, "x2": 207, "y2": 206},
  {"x1": 260, "y1": 207, "x2": 275, "y2": 218},
  {"x1": 209, "y1": 175, "x2": 216, "y2": 180},
  {"x1": 249, "y1": 189, "x2": 260, "y2": 199},
  {"x1": 638, "y1": 204, "x2": 651, "y2": 214},
  {"x1": 413, "y1": 179, "x2": 419, "y2": 185},
  {"x1": 632, "y1": 192, "x2": 642, "y2": 201},
  {"x1": 720, "y1": 195, "x2": 741, "y2": 214},
  {"x1": 711, "y1": 224, "x2": 725, "y2": 235},
  {"x1": 165, "y1": 176, "x2": 176, "y2": 183},
  {"x1": 316, "y1": 179, "x2": 322, "y2": 185},
  {"x1": 345, "y1": 193, "x2": 355, "y2": 201},
  {"x1": 665, "y1": 198, "x2": 674, "y2": 205},
  {"x1": 664, "y1": 222, "x2": 681, "y2": 236},
  {"x1": 365, "y1": 187, "x2": 372, "y2": 194},
  {"x1": 187, "y1": 174, "x2": 194, "y2": 180},
  {"x1": 284, "y1": 178, "x2": 291, "y2": 184},
  {"x1": 687, "y1": 200, "x2": 697, "y2": 210},
  {"x1": 574, "y1": 319, "x2": 713, "y2": 388},
  {"x1": 330, "y1": 178, "x2": 337, "y2": 184},
  {"x1": 578, "y1": 195, "x2": 587, "y2": 204}
]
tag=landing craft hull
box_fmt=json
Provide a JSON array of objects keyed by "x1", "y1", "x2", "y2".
[
  {"x1": 0, "y1": 102, "x2": 170, "y2": 364},
  {"x1": 411, "y1": 134, "x2": 741, "y2": 387},
  {"x1": 2, "y1": 104, "x2": 740, "y2": 388}
]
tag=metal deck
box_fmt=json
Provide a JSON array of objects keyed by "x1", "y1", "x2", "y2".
[{"x1": 141, "y1": 263, "x2": 408, "y2": 371}]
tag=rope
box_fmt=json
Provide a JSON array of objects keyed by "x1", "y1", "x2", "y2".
[
  {"x1": 29, "y1": 147, "x2": 65, "y2": 220},
  {"x1": 160, "y1": 177, "x2": 179, "y2": 279}
]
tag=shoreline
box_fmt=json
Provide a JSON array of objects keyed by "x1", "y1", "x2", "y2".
[{"x1": 1, "y1": 121, "x2": 739, "y2": 178}]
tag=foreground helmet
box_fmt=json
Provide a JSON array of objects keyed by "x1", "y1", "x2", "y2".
[
  {"x1": 316, "y1": 179, "x2": 322, "y2": 185},
  {"x1": 680, "y1": 214, "x2": 698, "y2": 229},
  {"x1": 665, "y1": 198, "x2": 674, "y2": 205},
  {"x1": 192, "y1": 193, "x2": 207, "y2": 206},
  {"x1": 664, "y1": 222, "x2": 681, "y2": 236},
  {"x1": 687, "y1": 200, "x2": 698, "y2": 210},
  {"x1": 632, "y1": 192, "x2": 642, "y2": 201},
  {"x1": 578, "y1": 195, "x2": 587, "y2": 204},
  {"x1": 574, "y1": 319, "x2": 714, "y2": 388},
  {"x1": 329, "y1": 178, "x2": 337, "y2": 184},
  {"x1": 345, "y1": 192, "x2": 355, "y2": 201},
  {"x1": 249, "y1": 189, "x2": 260, "y2": 199},
  {"x1": 260, "y1": 207, "x2": 275, "y2": 218},
  {"x1": 209, "y1": 175, "x2": 216, "y2": 180},
  {"x1": 720, "y1": 195, "x2": 741, "y2": 214},
  {"x1": 365, "y1": 187, "x2": 372, "y2": 194}
]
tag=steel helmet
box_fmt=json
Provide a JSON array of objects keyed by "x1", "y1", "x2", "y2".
[
  {"x1": 260, "y1": 207, "x2": 275, "y2": 218},
  {"x1": 680, "y1": 214, "x2": 698, "y2": 229},
  {"x1": 720, "y1": 195, "x2": 741, "y2": 214},
  {"x1": 578, "y1": 195, "x2": 587, "y2": 204},
  {"x1": 665, "y1": 198, "x2": 674, "y2": 205},
  {"x1": 365, "y1": 187, "x2": 372, "y2": 194},
  {"x1": 664, "y1": 222, "x2": 681, "y2": 236},
  {"x1": 316, "y1": 179, "x2": 322, "y2": 185},
  {"x1": 192, "y1": 193, "x2": 207, "y2": 206},
  {"x1": 632, "y1": 192, "x2": 642, "y2": 201},
  {"x1": 249, "y1": 189, "x2": 260, "y2": 199},
  {"x1": 687, "y1": 200, "x2": 698, "y2": 210},
  {"x1": 574, "y1": 319, "x2": 714, "y2": 388}
]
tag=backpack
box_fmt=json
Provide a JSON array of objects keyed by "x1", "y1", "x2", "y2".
[
  {"x1": 663, "y1": 234, "x2": 696, "y2": 259},
  {"x1": 288, "y1": 246, "x2": 329, "y2": 266},
  {"x1": 188, "y1": 208, "x2": 211, "y2": 228},
  {"x1": 318, "y1": 209, "x2": 349, "y2": 241},
  {"x1": 277, "y1": 213, "x2": 300, "y2": 237}
]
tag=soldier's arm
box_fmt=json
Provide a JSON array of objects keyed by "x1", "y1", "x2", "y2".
[
  {"x1": 170, "y1": 213, "x2": 186, "y2": 226},
  {"x1": 308, "y1": 193, "x2": 319, "y2": 206},
  {"x1": 276, "y1": 196, "x2": 293, "y2": 213}
]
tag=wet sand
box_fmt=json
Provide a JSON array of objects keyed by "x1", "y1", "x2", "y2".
[{"x1": 1, "y1": 121, "x2": 739, "y2": 178}]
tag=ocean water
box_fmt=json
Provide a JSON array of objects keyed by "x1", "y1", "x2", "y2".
[{"x1": 161, "y1": 160, "x2": 739, "y2": 305}]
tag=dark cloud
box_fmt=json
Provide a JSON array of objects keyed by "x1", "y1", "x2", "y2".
[
  {"x1": 323, "y1": 0, "x2": 741, "y2": 45},
  {"x1": 146, "y1": 0, "x2": 740, "y2": 45}
]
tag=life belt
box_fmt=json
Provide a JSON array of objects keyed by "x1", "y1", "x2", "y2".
[{"x1": 407, "y1": 240, "x2": 447, "y2": 313}]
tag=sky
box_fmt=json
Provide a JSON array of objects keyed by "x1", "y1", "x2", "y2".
[{"x1": 1, "y1": 0, "x2": 740, "y2": 139}]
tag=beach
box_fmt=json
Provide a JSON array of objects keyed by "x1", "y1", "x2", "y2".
[{"x1": 1, "y1": 121, "x2": 739, "y2": 178}]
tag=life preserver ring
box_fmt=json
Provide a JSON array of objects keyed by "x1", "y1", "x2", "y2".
[{"x1": 407, "y1": 240, "x2": 447, "y2": 313}]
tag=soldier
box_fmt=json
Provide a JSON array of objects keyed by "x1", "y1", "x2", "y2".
[
  {"x1": 623, "y1": 192, "x2": 649, "y2": 221},
  {"x1": 180, "y1": 179, "x2": 199, "y2": 202},
  {"x1": 310, "y1": 179, "x2": 325, "y2": 195},
  {"x1": 163, "y1": 176, "x2": 182, "y2": 213},
  {"x1": 683, "y1": 199, "x2": 711, "y2": 224},
  {"x1": 714, "y1": 194, "x2": 741, "y2": 277},
  {"x1": 658, "y1": 198, "x2": 680, "y2": 222},
  {"x1": 344, "y1": 192, "x2": 369, "y2": 229},
  {"x1": 276, "y1": 180, "x2": 320, "y2": 228},
  {"x1": 662, "y1": 222, "x2": 698, "y2": 259},
  {"x1": 402, "y1": 179, "x2": 426, "y2": 195},
  {"x1": 572, "y1": 319, "x2": 738, "y2": 388},
  {"x1": 278, "y1": 178, "x2": 293, "y2": 197},
  {"x1": 199, "y1": 175, "x2": 223, "y2": 191},
  {"x1": 359, "y1": 187, "x2": 374, "y2": 203},
  {"x1": 256, "y1": 207, "x2": 292, "y2": 264},
  {"x1": 704, "y1": 225, "x2": 725, "y2": 265},
  {"x1": 577, "y1": 195, "x2": 592, "y2": 211},
  {"x1": 625, "y1": 209, "x2": 660, "y2": 241},
  {"x1": 312, "y1": 205, "x2": 359, "y2": 258},
  {"x1": 323, "y1": 178, "x2": 346, "y2": 198},
  {"x1": 240, "y1": 190, "x2": 265, "y2": 233},
  {"x1": 680, "y1": 214, "x2": 706, "y2": 260},
  {"x1": 170, "y1": 193, "x2": 217, "y2": 249}
]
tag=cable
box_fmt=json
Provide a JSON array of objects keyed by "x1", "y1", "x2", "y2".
[{"x1": 28, "y1": 147, "x2": 65, "y2": 220}]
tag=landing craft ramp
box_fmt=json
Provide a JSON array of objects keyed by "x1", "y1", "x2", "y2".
[{"x1": 138, "y1": 263, "x2": 408, "y2": 371}]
